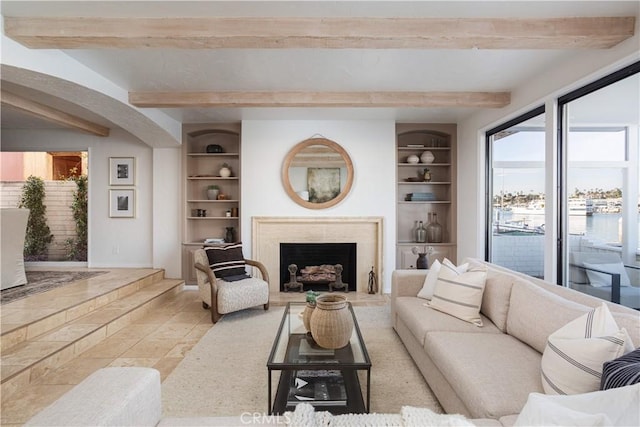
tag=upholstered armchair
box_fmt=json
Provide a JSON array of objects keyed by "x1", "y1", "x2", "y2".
[{"x1": 193, "y1": 247, "x2": 270, "y2": 323}]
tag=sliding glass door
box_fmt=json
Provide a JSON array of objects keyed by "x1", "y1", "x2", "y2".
[
  {"x1": 485, "y1": 61, "x2": 639, "y2": 309},
  {"x1": 559, "y1": 67, "x2": 639, "y2": 308},
  {"x1": 486, "y1": 108, "x2": 546, "y2": 277}
]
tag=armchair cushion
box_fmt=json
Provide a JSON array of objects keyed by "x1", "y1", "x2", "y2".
[
  {"x1": 217, "y1": 278, "x2": 270, "y2": 315},
  {"x1": 204, "y1": 243, "x2": 246, "y2": 278}
]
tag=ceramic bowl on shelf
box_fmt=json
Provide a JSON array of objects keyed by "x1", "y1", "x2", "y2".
[{"x1": 206, "y1": 144, "x2": 224, "y2": 153}]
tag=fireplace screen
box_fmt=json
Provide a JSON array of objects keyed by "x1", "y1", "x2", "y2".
[{"x1": 279, "y1": 243, "x2": 356, "y2": 292}]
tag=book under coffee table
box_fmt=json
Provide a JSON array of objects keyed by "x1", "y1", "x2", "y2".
[{"x1": 266, "y1": 302, "x2": 371, "y2": 415}]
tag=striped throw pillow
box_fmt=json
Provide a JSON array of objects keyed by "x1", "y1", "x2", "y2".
[
  {"x1": 541, "y1": 303, "x2": 634, "y2": 395},
  {"x1": 427, "y1": 260, "x2": 487, "y2": 326},
  {"x1": 204, "y1": 243, "x2": 246, "y2": 278},
  {"x1": 601, "y1": 348, "x2": 640, "y2": 390}
]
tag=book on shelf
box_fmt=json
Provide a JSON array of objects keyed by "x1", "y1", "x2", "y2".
[
  {"x1": 405, "y1": 192, "x2": 436, "y2": 201},
  {"x1": 203, "y1": 238, "x2": 225, "y2": 245},
  {"x1": 287, "y1": 370, "x2": 347, "y2": 407}
]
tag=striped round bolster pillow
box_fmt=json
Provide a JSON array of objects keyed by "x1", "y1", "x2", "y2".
[{"x1": 601, "y1": 347, "x2": 640, "y2": 390}]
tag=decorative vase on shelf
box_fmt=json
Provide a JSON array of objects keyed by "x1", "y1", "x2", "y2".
[
  {"x1": 310, "y1": 294, "x2": 354, "y2": 349},
  {"x1": 415, "y1": 220, "x2": 427, "y2": 243},
  {"x1": 426, "y1": 213, "x2": 443, "y2": 243},
  {"x1": 224, "y1": 227, "x2": 236, "y2": 243},
  {"x1": 416, "y1": 253, "x2": 429, "y2": 269},
  {"x1": 219, "y1": 165, "x2": 232, "y2": 178},
  {"x1": 406, "y1": 154, "x2": 419, "y2": 164},
  {"x1": 420, "y1": 151, "x2": 435, "y2": 164},
  {"x1": 206, "y1": 187, "x2": 220, "y2": 200}
]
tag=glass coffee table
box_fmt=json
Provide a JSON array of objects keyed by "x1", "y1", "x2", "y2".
[{"x1": 267, "y1": 302, "x2": 371, "y2": 415}]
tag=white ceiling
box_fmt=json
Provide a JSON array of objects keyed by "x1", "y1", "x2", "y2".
[{"x1": 1, "y1": 1, "x2": 639, "y2": 130}]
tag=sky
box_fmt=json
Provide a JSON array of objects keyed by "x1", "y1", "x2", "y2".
[{"x1": 492, "y1": 129, "x2": 630, "y2": 194}]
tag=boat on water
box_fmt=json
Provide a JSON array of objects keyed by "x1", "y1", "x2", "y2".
[
  {"x1": 493, "y1": 220, "x2": 544, "y2": 235},
  {"x1": 511, "y1": 201, "x2": 544, "y2": 215},
  {"x1": 568, "y1": 198, "x2": 593, "y2": 216},
  {"x1": 509, "y1": 199, "x2": 593, "y2": 216}
]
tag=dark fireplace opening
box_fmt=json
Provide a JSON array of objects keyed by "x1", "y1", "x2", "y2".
[{"x1": 279, "y1": 243, "x2": 357, "y2": 292}]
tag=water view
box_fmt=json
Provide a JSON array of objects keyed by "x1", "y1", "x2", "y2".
[{"x1": 495, "y1": 210, "x2": 640, "y2": 245}]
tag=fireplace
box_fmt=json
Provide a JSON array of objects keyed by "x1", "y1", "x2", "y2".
[
  {"x1": 279, "y1": 243, "x2": 357, "y2": 292},
  {"x1": 252, "y1": 216, "x2": 382, "y2": 294}
]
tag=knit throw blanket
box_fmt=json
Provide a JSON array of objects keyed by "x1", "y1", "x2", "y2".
[{"x1": 286, "y1": 403, "x2": 475, "y2": 427}]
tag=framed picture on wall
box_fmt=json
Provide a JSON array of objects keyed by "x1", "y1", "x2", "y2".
[
  {"x1": 109, "y1": 157, "x2": 135, "y2": 185},
  {"x1": 109, "y1": 189, "x2": 135, "y2": 218},
  {"x1": 307, "y1": 167, "x2": 340, "y2": 203}
]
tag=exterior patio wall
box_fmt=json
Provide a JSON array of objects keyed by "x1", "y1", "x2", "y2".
[
  {"x1": 491, "y1": 234, "x2": 545, "y2": 278},
  {"x1": 1, "y1": 181, "x2": 77, "y2": 261}
]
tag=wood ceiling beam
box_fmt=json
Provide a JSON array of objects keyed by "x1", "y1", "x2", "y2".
[
  {"x1": 4, "y1": 16, "x2": 635, "y2": 49},
  {"x1": 1, "y1": 91, "x2": 110, "y2": 137},
  {"x1": 129, "y1": 91, "x2": 511, "y2": 109}
]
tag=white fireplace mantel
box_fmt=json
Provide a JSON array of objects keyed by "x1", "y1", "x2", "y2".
[{"x1": 252, "y1": 216, "x2": 383, "y2": 294}]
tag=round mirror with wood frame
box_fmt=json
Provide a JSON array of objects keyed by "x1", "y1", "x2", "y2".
[{"x1": 282, "y1": 138, "x2": 354, "y2": 209}]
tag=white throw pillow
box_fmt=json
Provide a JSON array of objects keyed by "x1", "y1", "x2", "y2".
[
  {"x1": 417, "y1": 259, "x2": 441, "y2": 300},
  {"x1": 583, "y1": 262, "x2": 631, "y2": 287},
  {"x1": 417, "y1": 259, "x2": 468, "y2": 300},
  {"x1": 427, "y1": 261, "x2": 486, "y2": 326},
  {"x1": 514, "y1": 384, "x2": 640, "y2": 427},
  {"x1": 540, "y1": 303, "x2": 634, "y2": 395}
]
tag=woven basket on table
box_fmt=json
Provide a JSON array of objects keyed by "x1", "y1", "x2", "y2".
[{"x1": 310, "y1": 294, "x2": 354, "y2": 349}]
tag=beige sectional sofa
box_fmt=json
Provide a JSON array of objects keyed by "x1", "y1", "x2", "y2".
[{"x1": 391, "y1": 258, "x2": 640, "y2": 424}]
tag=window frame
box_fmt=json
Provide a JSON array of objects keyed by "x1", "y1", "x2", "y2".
[
  {"x1": 485, "y1": 106, "x2": 545, "y2": 261},
  {"x1": 557, "y1": 61, "x2": 640, "y2": 285}
]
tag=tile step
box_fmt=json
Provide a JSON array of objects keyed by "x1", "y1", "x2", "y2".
[
  {"x1": 1, "y1": 270, "x2": 165, "y2": 352},
  {"x1": 0, "y1": 278, "x2": 184, "y2": 402}
]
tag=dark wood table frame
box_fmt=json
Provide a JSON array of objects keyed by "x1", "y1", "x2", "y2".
[{"x1": 266, "y1": 302, "x2": 371, "y2": 415}]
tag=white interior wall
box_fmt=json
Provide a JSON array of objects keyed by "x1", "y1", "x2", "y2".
[
  {"x1": 240, "y1": 120, "x2": 397, "y2": 292},
  {"x1": 152, "y1": 148, "x2": 182, "y2": 278},
  {"x1": 456, "y1": 29, "x2": 640, "y2": 269},
  {"x1": 1, "y1": 128, "x2": 155, "y2": 269}
]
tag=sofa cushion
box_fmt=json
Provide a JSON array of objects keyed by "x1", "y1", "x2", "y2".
[
  {"x1": 479, "y1": 265, "x2": 517, "y2": 333},
  {"x1": 541, "y1": 303, "x2": 634, "y2": 395},
  {"x1": 428, "y1": 263, "x2": 487, "y2": 326},
  {"x1": 394, "y1": 297, "x2": 500, "y2": 346},
  {"x1": 506, "y1": 279, "x2": 592, "y2": 353},
  {"x1": 24, "y1": 367, "x2": 161, "y2": 426},
  {"x1": 497, "y1": 266, "x2": 640, "y2": 348},
  {"x1": 424, "y1": 332, "x2": 543, "y2": 419}
]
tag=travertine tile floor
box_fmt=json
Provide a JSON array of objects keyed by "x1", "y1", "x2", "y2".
[
  {"x1": 1, "y1": 272, "x2": 387, "y2": 426},
  {"x1": 1, "y1": 287, "x2": 209, "y2": 426}
]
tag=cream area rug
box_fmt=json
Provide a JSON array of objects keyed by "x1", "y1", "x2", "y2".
[{"x1": 161, "y1": 304, "x2": 442, "y2": 417}]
